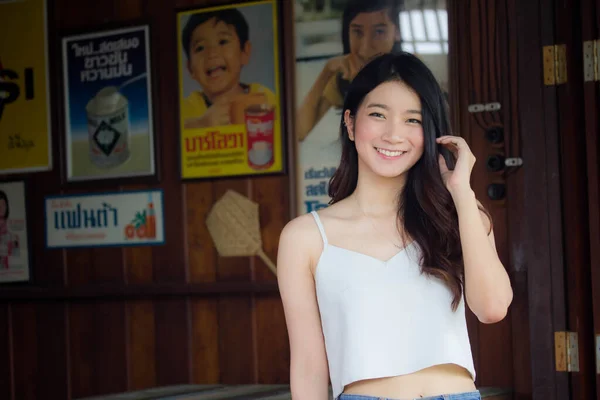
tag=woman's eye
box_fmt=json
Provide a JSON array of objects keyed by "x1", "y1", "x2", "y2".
[
  {"x1": 407, "y1": 118, "x2": 422, "y2": 124},
  {"x1": 369, "y1": 112, "x2": 385, "y2": 118},
  {"x1": 351, "y1": 29, "x2": 364, "y2": 38}
]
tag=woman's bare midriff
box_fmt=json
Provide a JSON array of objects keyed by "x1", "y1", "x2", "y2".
[{"x1": 342, "y1": 363, "x2": 476, "y2": 399}]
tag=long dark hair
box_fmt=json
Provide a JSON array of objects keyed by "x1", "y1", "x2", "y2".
[{"x1": 329, "y1": 52, "x2": 491, "y2": 310}]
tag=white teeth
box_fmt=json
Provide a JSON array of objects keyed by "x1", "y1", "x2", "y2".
[{"x1": 376, "y1": 148, "x2": 405, "y2": 157}]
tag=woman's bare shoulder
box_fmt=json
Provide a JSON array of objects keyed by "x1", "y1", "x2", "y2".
[
  {"x1": 277, "y1": 212, "x2": 328, "y2": 275},
  {"x1": 312, "y1": 198, "x2": 355, "y2": 224}
]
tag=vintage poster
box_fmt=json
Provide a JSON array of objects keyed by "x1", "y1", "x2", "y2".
[
  {"x1": 177, "y1": 0, "x2": 284, "y2": 179},
  {"x1": 0, "y1": 0, "x2": 52, "y2": 174},
  {"x1": 61, "y1": 25, "x2": 156, "y2": 182},
  {"x1": 0, "y1": 181, "x2": 30, "y2": 283},
  {"x1": 45, "y1": 189, "x2": 165, "y2": 248},
  {"x1": 294, "y1": 0, "x2": 449, "y2": 214}
]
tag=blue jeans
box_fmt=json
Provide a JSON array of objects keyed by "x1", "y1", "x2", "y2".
[{"x1": 338, "y1": 390, "x2": 481, "y2": 400}]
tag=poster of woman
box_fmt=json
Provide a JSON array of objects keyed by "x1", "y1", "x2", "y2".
[
  {"x1": 0, "y1": 181, "x2": 30, "y2": 283},
  {"x1": 294, "y1": 0, "x2": 449, "y2": 215}
]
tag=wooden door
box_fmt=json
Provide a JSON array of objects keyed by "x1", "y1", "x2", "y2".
[{"x1": 579, "y1": 0, "x2": 600, "y2": 397}]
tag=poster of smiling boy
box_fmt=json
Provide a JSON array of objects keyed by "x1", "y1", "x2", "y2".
[{"x1": 177, "y1": 0, "x2": 284, "y2": 179}]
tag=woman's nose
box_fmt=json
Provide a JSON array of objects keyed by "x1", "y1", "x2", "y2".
[{"x1": 381, "y1": 127, "x2": 407, "y2": 143}]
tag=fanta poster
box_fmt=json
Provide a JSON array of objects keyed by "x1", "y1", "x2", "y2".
[
  {"x1": 0, "y1": 0, "x2": 52, "y2": 174},
  {"x1": 176, "y1": 0, "x2": 284, "y2": 179},
  {"x1": 45, "y1": 190, "x2": 165, "y2": 248},
  {"x1": 0, "y1": 181, "x2": 30, "y2": 283},
  {"x1": 61, "y1": 25, "x2": 156, "y2": 182}
]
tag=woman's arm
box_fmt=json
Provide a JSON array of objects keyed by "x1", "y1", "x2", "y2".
[
  {"x1": 296, "y1": 68, "x2": 334, "y2": 142},
  {"x1": 296, "y1": 55, "x2": 357, "y2": 142},
  {"x1": 436, "y1": 135, "x2": 513, "y2": 324},
  {"x1": 453, "y1": 189, "x2": 513, "y2": 324},
  {"x1": 277, "y1": 217, "x2": 330, "y2": 399}
]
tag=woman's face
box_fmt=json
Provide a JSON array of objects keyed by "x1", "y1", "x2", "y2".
[
  {"x1": 345, "y1": 80, "x2": 424, "y2": 180},
  {"x1": 348, "y1": 10, "x2": 400, "y2": 70}
]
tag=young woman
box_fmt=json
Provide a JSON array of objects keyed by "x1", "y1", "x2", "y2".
[
  {"x1": 296, "y1": 0, "x2": 402, "y2": 142},
  {"x1": 278, "y1": 52, "x2": 513, "y2": 400}
]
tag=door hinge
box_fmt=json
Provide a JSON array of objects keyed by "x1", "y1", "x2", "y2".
[
  {"x1": 555, "y1": 331, "x2": 579, "y2": 372},
  {"x1": 583, "y1": 39, "x2": 600, "y2": 82},
  {"x1": 543, "y1": 44, "x2": 568, "y2": 85}
]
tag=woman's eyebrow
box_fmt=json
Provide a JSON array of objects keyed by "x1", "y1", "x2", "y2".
[
  {"x1": 366, "y1": 104, "x2": 422, "y2": 115},
  {"x1": 366, "y1": 103, "x2": 389, "y2": 110}
]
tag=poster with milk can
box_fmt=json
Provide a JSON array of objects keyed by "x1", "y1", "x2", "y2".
[
  {"x1": 176, "y1": 0, "x2": 284, "y2": 179},
  {"x1": 61, "y1": 25, "x2": 156, "y2": 182}
]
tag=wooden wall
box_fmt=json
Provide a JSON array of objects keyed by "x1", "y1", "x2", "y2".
[
  {"x1": 0, "y1": 0, "x2": 292, "y2": 398},
  {"x1": 0, "y1": 0, "x2": 529, "y2": 399}
]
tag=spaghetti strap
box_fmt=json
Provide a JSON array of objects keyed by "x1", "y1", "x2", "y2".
[{"x1": 310, "y1": 211, "x2": 328, "y2": 245}]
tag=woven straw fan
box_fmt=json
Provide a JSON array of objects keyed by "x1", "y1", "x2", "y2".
[{"x1": 205, "y1": 190, "x2": 277, "y2": 275}]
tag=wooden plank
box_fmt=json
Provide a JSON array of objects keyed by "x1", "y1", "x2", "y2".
[
  {"x1": 190, "y1": 299, "x2": 219, "y2": 383},
  {"x1": 92, "y1": 247, "x2": 125, "y2": 284},
  {"x1": 255, "y1": 295, "x2": 289, "y2": 383},
  {"x1": 53, "y1": 0, "x2": 113, "y2": 32},
  {"x1": 65, "y1": 248, "x2": 94, "y2": 286},
  {"x1": 539, "y1": 0, "x2": 569, "y2": 396},
  {"x1": 217, "y1": 296, "x2": 254, "y2": 384},
  {"x1": 124, "y1": 184, "x2": 157, "y2": 391},
  {"x1": 154, "y1": 299, "x2": 190, "y2": 386},
  {"x1": 35, "y1": 303, "x2": 68, "y2": 399},
  {"x1": 124, "y1": 246, "x2": 154, "y2": 284},
  {"x1": 0, "y1": 304, "x2": 12, "y2": 400},
  {"x1": 69, "y1": 302, "x2": 95, "y2": 398},
  {"x1": 510, "y1": 272, "x2": 532, "y2": 400},
  {"x1": 579, "y1": 0, "x2": 600, "y2": 398},
  {"x1": 127, "y1": 301, "x2": 157, "y2": 390},
  {"x1": 94, "y1": 302, "x2": 128, "y2": 396},
  {"x1": 499, "y1": 0, "x2": 532, "y2": 397},
  {"x1": 186, "y1": 181, "x2": 216, "y2": 283},
  {"x1": 11, "y1": 304, "x2": 37, "y2": 400},
  {"x1": 516, "y1": 0, "x2": 566, "y2": 398},
  {"x1": 553, "y1": 0, "x2": 595, "y2": 398},
  {"x1": 114, "y1": 0, "x2": 143, "y2": 20}
]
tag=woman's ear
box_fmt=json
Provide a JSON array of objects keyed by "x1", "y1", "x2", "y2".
[{"x1": 343, "y1": 109, "x2": 355, "y2": 141}]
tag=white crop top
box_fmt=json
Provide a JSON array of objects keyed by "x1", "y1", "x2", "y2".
[{"x1": 311, "y1": 211, "x2": 476, "y2": 399}]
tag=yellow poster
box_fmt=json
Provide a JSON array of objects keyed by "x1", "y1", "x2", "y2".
[
  {"x1": 176, "y1": 0, "x2": 284, "y2": 179},
  {"x1": 0, "y1": 0, "x2": 52, "y2": 173}
]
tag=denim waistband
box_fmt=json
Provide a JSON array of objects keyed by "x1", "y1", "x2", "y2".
[{"x1": 338, "y1": 390, "x2": 481, "y2": 400}]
